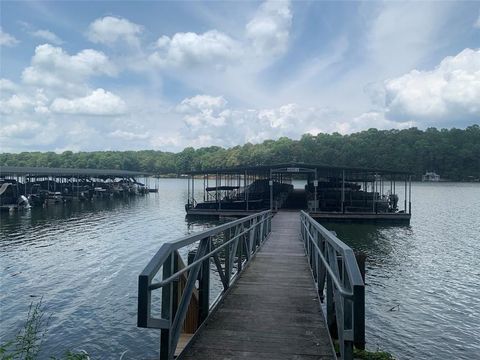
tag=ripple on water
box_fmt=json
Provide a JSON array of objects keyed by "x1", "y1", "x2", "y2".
[{"x1": 1, "y1": 180, "x2": 479, "y2": 359}]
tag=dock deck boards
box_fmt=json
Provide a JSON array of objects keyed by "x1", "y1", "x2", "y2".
[{"x1": 180, "y1": 211, "x2": 335, "y2": 360}]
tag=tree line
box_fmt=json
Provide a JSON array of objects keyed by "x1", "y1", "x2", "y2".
[{"x1": 1, "y1": 126, "x2": 479, "y2": 180}]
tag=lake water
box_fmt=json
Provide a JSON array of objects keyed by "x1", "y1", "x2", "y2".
[{"x1": 1, "y1": 179, "x2": 479, "y2": 359}]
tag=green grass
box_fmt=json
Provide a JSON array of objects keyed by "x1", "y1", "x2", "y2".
[
  {"x1": 353, "y1": 348, "x2": 396, "y2": 360},
  {"x1": 0, "y1": 299, "x2": 89, "y2": 360},
  {"x1": 333, "y1": 342, "x2": 396, "y2": 360}
]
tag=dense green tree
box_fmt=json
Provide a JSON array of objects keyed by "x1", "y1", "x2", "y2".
[{"x1": 0, "y1": 126, "x2": 479, "y2": 180}]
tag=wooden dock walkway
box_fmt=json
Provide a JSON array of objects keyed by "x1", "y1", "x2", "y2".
[{"x1": 180, "y1": 211, "x2": 335, "y2": 360}]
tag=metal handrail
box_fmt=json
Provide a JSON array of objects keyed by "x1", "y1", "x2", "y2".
[
  {"x1": 138, "y1": 210, "x2": 273, "y2": 360},
  {"x1": 300, "y1": 210, "x2": 365, "y2": 360},
  {"x1": 148, "y1": 221, "x2": 261, "y2": 290}
]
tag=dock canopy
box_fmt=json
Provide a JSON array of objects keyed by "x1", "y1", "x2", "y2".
[
  {"x1": 185, "y1": 162, "x2": 412, "y2": 222},
  {"x1": 0, "y1": 166, "x2": 150, "y2": 178},
  {"x1": 185, "y1": 162, "x2": 411, "y2": 177}
]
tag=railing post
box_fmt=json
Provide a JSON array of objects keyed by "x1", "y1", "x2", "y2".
[
  {"x1": 198, "y1": 238, "x2": 211, "y2": 325},
  {"x1": 172, "y1": 253, "x2": 179, "y2": 320},
  {"x1": 317, "y1": 236, "x2": 326, "y2": 302},
  {"x1": 260, "y1": 215, "x2": 265, "y2": 243},
  {"x1": 343, "y1": 296, "x2": 354, "y2": 360},
  {"x1": 137, "y1": 274, "x2": 150, "y2": 327},
  {"x1": 353, "y1": 283, "x2": 365, "y2": 350},
  {"x1": 237, "y1": 227, "x2": 243, "y2": 272},
  {"x1": 224, "y1": 229, "x2": 231, "y2": 286},
  {"x1": 326, "y1": 272, "x2": 336, "y2": 337},
  {"x1": 160, "y1": 254, "x2": 174, "y2": 360}
]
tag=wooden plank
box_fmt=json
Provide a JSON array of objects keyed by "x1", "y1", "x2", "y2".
[
  {"x1": 175, "y1": 333, "x2": 193, "y2": 357},
  {"x1": 179, "y1": 211, "x2": 335, "y2": 360}
]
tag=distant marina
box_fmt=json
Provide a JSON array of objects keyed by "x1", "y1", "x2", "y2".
[{"x1": 0, "y1": 166, "x2": 157, "y2": 212}]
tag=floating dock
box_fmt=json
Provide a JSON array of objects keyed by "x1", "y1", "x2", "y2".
[
  {"x1": 179, "y1": 211, "x2": 335, "y2": 359},
  {"x1": 138, "y1": 210, "x2": 365, "y2": 360},
  {"x1": 185, "y1": 163, "x2": 412, "y2": 224},
  {"x1": 0, "y1": 166, "x2": 156, "y2": 210}
]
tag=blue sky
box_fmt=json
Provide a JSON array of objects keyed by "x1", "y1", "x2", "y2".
[{"x1": 1, "y1": 1, "x2": 479, "y2": 153}]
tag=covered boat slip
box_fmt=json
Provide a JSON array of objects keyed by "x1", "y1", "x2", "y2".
[
  {"x1": 0, "y1": 166, "x2": 157, "y2": 210},
  {"x1": 185, "y1": 163, "x2": 412, "y2": 223}
]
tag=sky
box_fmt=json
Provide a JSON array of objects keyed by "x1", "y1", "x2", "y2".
[{"x1": 1, "y1": 0, "x2": 479, "y2": 153}]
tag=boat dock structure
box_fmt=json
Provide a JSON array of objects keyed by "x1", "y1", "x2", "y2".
[
  {"x1": 138, "y1": 210, "x2": 365, "y2": 360},
  {"x1": 185, "y1": 163, "x2": 412, "y2": 223},
  {"x1": 0, "y1": 166, "x2": 156, "y2": 211}
]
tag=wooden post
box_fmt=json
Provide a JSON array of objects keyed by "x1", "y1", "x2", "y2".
[{"x1": 355, "y1": 251, "x2": 366, "y2": 283}]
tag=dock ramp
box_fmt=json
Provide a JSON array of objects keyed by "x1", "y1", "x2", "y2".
[{"x1": 138, "y1": 210, "x2": 364, "y2": 360}]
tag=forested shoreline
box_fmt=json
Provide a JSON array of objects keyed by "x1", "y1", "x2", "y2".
[{"x1": 1, "y1": 126, "x2": 479, "y2": 181}]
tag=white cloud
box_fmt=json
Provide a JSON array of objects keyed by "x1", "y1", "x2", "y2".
[
  {"x1": 344, "y1": 111, "x2": 415, "y2": 133},
  {"x1": 384, "y1": 48, "x2": 480, "y2": 123},
  {"x1": 177, "y1": 94, "x2": 227, "y2": 113},
  {"x1": 0, "y1": 27, "x2": 19, "y2": 46},
  {"x1": 149, "y1": 0, "x2": 292, "y2": 70},
  {"x1": 177, "y1": 95, "x2": 229, "y2": 127},
  {"x1": 0, "y1": 78, "x2": 18, "y2": 92},
  {"x1": 0, "y1": 117, "x2": 60, "y2": 152},
  {"x1": 50, "y1": 88, "x2": 127, "y2": 115},
  {"x1": 22, "y1": 44, "x2": 116, "y2": 90},
  {"x1": 0, "y1": 94, "x2": 32, "y2": 114},
  {"x1": 31, "y1": 29, "x2": 63, "y2": 45},
  {"x1": 176, "y1": 94, "x2": 339, "y2": 146},
  {"x1": 365, "y1": 2, "x2": 453, "y2": 76},
  {"x1": 108, "y1": 130, "x2": 149, "y2": 140},
  {"x1": 475, "y1": 13, "x2": 480, "y2": 28},
  {"x1": 87, "y1": 16, "x2": 143, "y2": 46},
  {"x1": 0, "y1": 88, "x2": 49, "y2": 115},
  {"x1": 245, "y1": 0, "x2": 292, "y2": 57},
  {"x1": 150, "y1": 30, "x2": 241, "y2": 68},
  {"x1": 1, "y1": 120, "x2": 42, "y2": 139}
]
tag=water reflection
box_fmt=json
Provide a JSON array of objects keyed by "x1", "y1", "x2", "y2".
[
  {"x1": 1, "y1": 181, "x2": 479, "y2": 360},
  {"x1": 322, "y1": 222, "x2": 414, "y2": 269}
]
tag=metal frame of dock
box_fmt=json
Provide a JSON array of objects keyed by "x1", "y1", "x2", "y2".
[
  {"x1": 184, "y1": 162, "x2": 412, "y2": 223},
  {"x1": 138, "y1": 210, "x2": 365, "y2": 360}
]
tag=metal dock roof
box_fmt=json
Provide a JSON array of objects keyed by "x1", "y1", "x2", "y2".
[
  {"x1": 0, "y1": 166, "x2": 150, "y2": 177},
  {"x1": 185, "y1": 162, "x2": 411, "y2": 175}
]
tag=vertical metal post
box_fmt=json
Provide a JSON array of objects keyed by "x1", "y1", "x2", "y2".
[
  {"x1": 237, "y1": 228, "x2": 243, "y2": 272},
  {"x1": 341, "y1": 170, "x2": 345, "y2": 213},
  {"x1": 225, "y1": 229, "x2": 231, "y2": 285},
  {"x1": 215, "y1": 173, "x2": 218, "y2": 205},
  {"x1": 216, "y1": 173, "x2": 221, "y2": 210},
  {"x1": 269, "y1": 170, "x2": 273, "y2": 211},
  {"x1": 404, "y1": 176, "x2": 407, "y2": 212},
  {"x1": 187, "y1": 175, "x2": 190, "y2": 208},
  {"x1": 160, "y1": 255, "x2": 174, "y2": 360},
  {"x1": 198, "y1": 238, "x2": 210, "y2": 325},
  {"x1": 353, "y1": 283, "x2": 365, "y2": 350},
  {"x1": 314, "y1": 169, "x2": 318, "y2": 212},
  {"x1": 192, "y1": 174, "x2": 194, "y2": 206},
  {"x1": 409, "y1": 175, "x2": 412, "y2": 214},
  {"x1": 245, "y1": 170, "x2": 248, "y2": 211},
  {"x1": 326, "y1": 271, "x2": 335, "y2": 335}
]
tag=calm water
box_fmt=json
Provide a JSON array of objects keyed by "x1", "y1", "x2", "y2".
[{"x1": 1, "y1": 180, "x2": 479, "y2": 359}]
